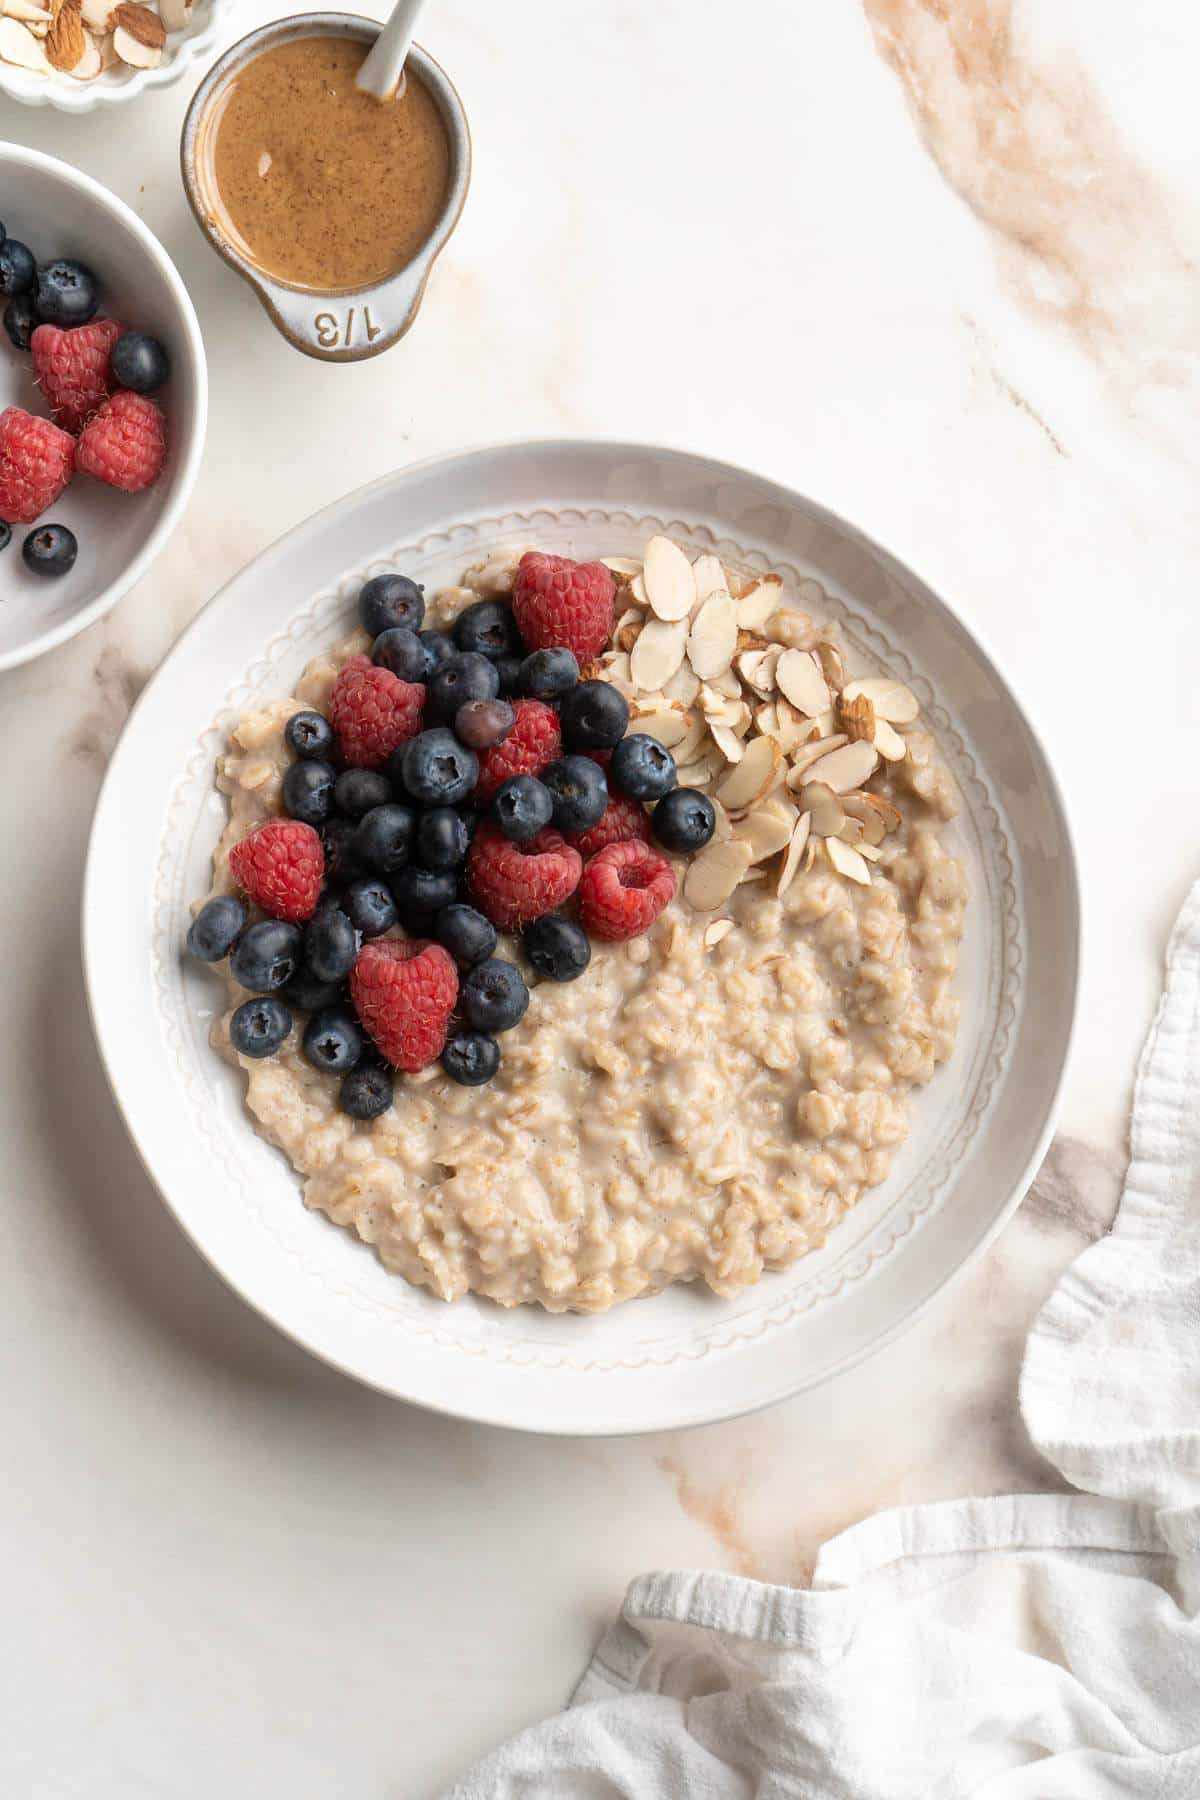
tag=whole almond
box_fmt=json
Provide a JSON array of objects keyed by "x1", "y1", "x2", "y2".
[{"x1": 45, "y1": 0, "x2": 83, "y2": 71}]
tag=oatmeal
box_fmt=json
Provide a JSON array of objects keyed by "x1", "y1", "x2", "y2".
[{"x1": 196, "y1": 542, "x2": 966, "y2": 1314}]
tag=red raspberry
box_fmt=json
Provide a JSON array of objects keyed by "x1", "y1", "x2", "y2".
[
  {"x1": 473, "y1": 699, "x2": 560, "y2": 804},
  {"x1": 228, "y1": 819, "x2": 324, "y2": 923},
  {"x1": 564, "y1": 791, "x2": 650, "y2": 860},
  {"x1": 467, "y1": 822, "x2": 583, "y2": 932},
  {"x1": 578, "y1": 840, "x2": 676, "y2": 942},
  {"x1": 0, "y1": 407, "x2": 74, "y2": 525},
  {"x1": 328, "y1": 655, "x2": 425, "y2": 769},
  {"x1": 512, "y1": 552, "x2": 615, "y2": 662},
  {"x1": 76, "y1": 390, "x2": 166, "y2": 492},
  {"x1": 32, "y1": 320, "x2": 121, "y2": 435},
  {"x1": 351, "y1": 939, "x2": 458, "y2": 1072}
]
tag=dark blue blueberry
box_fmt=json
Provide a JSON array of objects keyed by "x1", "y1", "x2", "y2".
[
  {"x1": 609, "y1": 733, "x2": 677, "y2": 801},
  {"x1": 454, "y1": 697, "x2": 514, "y2": 750},
  {"x1": 461, "y1": 958, "x2": 529, "y2": 1034},
  {"x1": 333, "y1": 767, "x2": 391, "y2": 820},
  {"x1": 302, "y1": 1008, "x2": 364, "y2": 1075},
  {"x1": 340, "y1": 1062, "x2": 394, "y2": 1119},
  {"x1": 453, "y1": 598, "x2": 519, "y2": 661},
  {"x1": 304, "y1": 906, "x2": 359, "y2": 983},
  {"x1": 491, "y1": 774, "x2": 553, "y2": 843},
  {"x1": 391, "y1": 865, "x2": 458, "y2": 932},
  {"x1": 320, "y1": 816, "x2": 366, "y2": 886},
  {"x1": 494, "y1": 655, "x2": 523, "y2": 698},
  {"x1": 522, "y1": 914, "x2": 592, "y2": 983},
  {"x1": 22, "y1": 524, "x2": 76, "y2": 578},
  {"x1": 284, "y1": 709, "x2": 334, "y2": 760},
  {"x1": 355, "y1": 802, "x2": 416, "y2": 873},
  {"x1": 0, "y1": 521, "x2": 10, "y2": 554},
  {"x1": 540, "y1": 755, "x2": 608, "y2": 834},
  {"x1": 399, "y1": 728, "x2": 479, "y2": 806},
  {"x1": 282, "y1": 757, "x2": 336, "y2": 827},
  {"x1": 433, "y1": 902, "x2": 497, "y2": 969},
  {"x1": 416, "y1": 806, "x2": 470, "y2": 871},
  {"x1": 652, "y1": 788, "x2": 717, "y2": 854},
  {"x1": 520, "y1": 647, "x2": 579, "y2": 701},
  {"x1": 372, "y1": 626, "x2": 428, "y2": 682},
  {"x1": 441, "y1": 1031, "x2": 501, "y2": 1087},
  {"x1": 418, "y1": 629, "x2": 457, "y2": 675},
  {"x1": 230, "y1": 997, "x2": 292, "y2": 1059},
  {"x1": 0, "y1": 239, "x2": 34, "y2": 297},
  {"x1": 358, "y1": 572, "x2": 425, "y2": 638},
  {"x1": 3, "y1": 295, "x2": 35, "y2": 352},
  {"x1": 230, "y1": 920, "x2": 303, "y2": 993},
  {"x1": 558, "y1": 680, "x2": 629, "y2": 751},
  {"x1": 34, "y1": 258, "x2": 99, "y2": 326},
  {"x1": 342, "y1": 878, "x2": 398, "y2": 939},
  {"x1": 283, "y1": 967, "x2": 345, "y2": 1014},
  {"x1": 185, "y1": 895, "x2": 247, "y2": 962},
  {"x1": 110, "y1": 331, "x2": 169, "y2": 394},
  {"x1": 426, "y1": 653, "x2": 499, "y2": 725}
]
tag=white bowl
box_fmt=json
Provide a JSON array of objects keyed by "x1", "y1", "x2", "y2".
[
  {"x1": 0, "y1": 0, "x2": 235, "y2": 111},
  {"x1": 0, "y1": 144, "x2": 206, "y2": 671}
]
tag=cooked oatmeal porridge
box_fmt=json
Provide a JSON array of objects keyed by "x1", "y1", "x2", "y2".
[{"x1": 200, "y1": 542, "x2": 966, "y2": 1313}]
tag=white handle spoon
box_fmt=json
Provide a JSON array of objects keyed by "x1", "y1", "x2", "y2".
[{"x1": 356, "y1": 0, "x2": 430, "y2": 100}]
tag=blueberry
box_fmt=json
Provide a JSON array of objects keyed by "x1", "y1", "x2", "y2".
[
  {"x1": 418, "y1": 629, "x2": 457, "y2": 674},
  {"x1": 358, "y1": 572, "x2": 425, "y2": 637},
  {"x1": 230, "y1": 997, "x2": 292, "y2": 1059},
  {"x1": 355, "y1": 802, "x2": 416, "y2": 873},
  {"x1": 320, "y1": 816, "x2": 366, "y2": 886},
  {"x1": 520, "y1": 647, "x2": 579, "y2": 701},
  {"x1": 283, "y1": 967, "x2": 345, "y2": 1014},
  {"x1": 559, "y1": 680, "x2": 629, "y2": 751},
  {"x1": 453, "y1": 598, "x2": 520, "y2": 661},
  {"x1": 304, "y1": 906, "x2": 359, "y2": 983},
  {"x1": 454, "y1": 697, "x2": 514, "y2": 750},
  {"x1": 426, "y1": 653, "x2": 499, "y2": 725},
  {"x1": 110, "y1": 331, "x2": 169, "y2": 394},
  {"x1": 540, "y1": 755, "x2": 608, "y2": 833},
  {"x1": 284, "y1": 709, "x2": 334, "y2": 760},
  {"x1": 523, "y1": 914, "x2": 592, "y2": 983},
  {"x1": 0, "y1": 522, "x2": 10, "y2": 554},
  {"x1": 372, "y1": 626, "x2": 428, "y2": 682},
  {"x1": 494, "y1": 655, "x2": 523, "y2": 698},
  {"x1": 399, "y1": 728, "x2": 479, "y2": 806},
  {"x1": 333, "y1": 768, "x2": 392, "y2": 820},
  {"x1": 416, "y1": 806, "x2": 470, "y2": 871},
  {"x1": 491, "y1": 774, "x2": 553, "y2": 843},
  {"x1": 0, "y1": 239, "x2": 34, "y2": 297},
  {"x1": 391, "y1": 865, "x2": 458, "y2": 932},
  {"x1": 230, "y1": 920, "x2": 303, "y2": 993},
  {"x1": 34, "y1": 258, "x2": 99, "y2": 326},
  {"x1": 3, "y1": 295, "x2": 35, "y2": 352},
  {"x1": 340, "y1": 1062, "x2": 394, "y2": 1119},
  {"x1": 185, "y1": 895, "x2": 247, "y2": 962},
  {"x1": 610, "y1": 733, "x2": 677, "y2": 801},
  {"x1": 281, "y1": 757, "x2": 336, "y2": 827},
  {"x1": 460, "y1": 958, "x2": 529, "y2": 1033},
  {"x1": 433, "y1": 902, "x2": 497, "y2": 969},
  {"x1": 652, "y1": 789, "x2": 717, "y2": 854},
  {"x1": 441, "y1": 1030, "x2": 501, "y2": 1087},
  {"x1": 342, "y1": 878, "x2": 398, "y2": 939},
  {"x1": 302, "y1": 1007, "x2": 364, "y2": 1076},
  {"x1": 22, "y1": 524, "x2": 77, "y2": 579}
]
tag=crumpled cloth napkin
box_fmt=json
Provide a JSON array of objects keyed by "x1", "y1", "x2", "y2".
[{"x1": 446, "y1": 882, "x2": 1200, "y2": 1797}]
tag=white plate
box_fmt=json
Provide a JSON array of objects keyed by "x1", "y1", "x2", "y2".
[
  {"x1": 83, "y1": 441, "x2": 1080, "y2": 1435},
  {"x1": 0, "y1": 0, "x2": 235, "y2": 112}
]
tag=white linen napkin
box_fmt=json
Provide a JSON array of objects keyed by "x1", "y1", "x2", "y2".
[{"x1": 446, "y1": 881, "x2": 1200, "y2": 1798}]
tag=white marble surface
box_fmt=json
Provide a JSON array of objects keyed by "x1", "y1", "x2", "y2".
[{"x1": 1, "y1": 1, "x2": 1196, "y2": 1793}]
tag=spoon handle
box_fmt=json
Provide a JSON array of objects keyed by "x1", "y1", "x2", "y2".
[{"x1": 355, "y1": 0, "x2": 429, "y2": 99}]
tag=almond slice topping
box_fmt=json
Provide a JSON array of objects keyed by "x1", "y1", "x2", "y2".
[
  {"x1": 776, "y1": 648, "x2": 832, "y2": 718},
  {"x1": 777, "y1": 812, "x2": 812, "y2": 896},
  {"x1": 873, "y1": 719, "x2": 908, "y2": 762},
  {"x1": 642, "y1": 535, "x2": 696, "y2": 622},
  {"x1": 691, "y1": 554, "x2": 728, "y2": 606},
  {"x1": 837, "y1": 692, "x2": 876, "y2": 743},
  {"x1": 709, "y1": 720, "x2": 745, "y2": 765},
  {"x1": 629, "y1": 704, "x2": 693, "y2": 749},
  {"x1": 0, "y1": 15, "x2": 50, "y2": 63},
  {"x1": 841, "y1": 676, "x2": 919, "y2": 724},
  {"x1": 704, "y1": 918, "x2": 736, "y2": 949},
  {"x1": 714, "y1": 733, "x2": 782, "y2": 812},
  {"x1": 826, "y1": 835, "x2": 872, "y2": 886},
  {"x1": 687, "y1": 589, "x2": 738, "y2": 680},
  {"x1": 600, "y1": 556, "x2": 643, "y2": 578},
  {"x1": 785, "y1": 734, "x2": 849, "y2": 787},
  {"x1": 733, "y1": 806, "x2": 795, "y2": 862},
  {"x1": 803, "y1": 738, "x2": 879, "y2": 794},
  {"x1": 629, "y1": 617, "x2": 687, "y2": 692},
  {"x1": 683, "y1": 838, "x2": 756, "y2": 911},
  {"x1": 797, "y1": 780, "x2": 844, "y2": 838},
  {"x1": 734, "y1": 575, "x2": 783, "y2": 631}
]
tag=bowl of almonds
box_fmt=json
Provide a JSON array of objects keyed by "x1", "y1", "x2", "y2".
[{"x1": 0, "y1": 0, "x2": 235, "y2": 107}]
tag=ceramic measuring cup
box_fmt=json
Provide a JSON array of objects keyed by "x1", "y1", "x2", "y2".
[{"x1": 180, "y1": 12, "x2": 470, "y2": 363}]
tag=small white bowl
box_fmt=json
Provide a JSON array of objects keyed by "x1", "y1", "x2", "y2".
[
  {"x1": 0, "y1": 145, "x2": 206, "y2": 672},
  {"x1": 0, "y1": 0, "x2": 236, "y2": 112}
]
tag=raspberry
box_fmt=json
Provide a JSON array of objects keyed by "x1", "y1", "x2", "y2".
[
  {"x1": 511, "y1": 552, "x2": 615, "y2": 663},
  {"x1": 75, "y1": 390, "x2": 166, "y2": 492},
  {"x1": 473, "y1": 699, "x2": 560, "y2": 804},
  {"x1": 228, "y1": 819, "x2": 324, "y2": 923},
  {"x1": 564, "y1": 790, "x2": 650, "y2": 860},
  {"x1": 0, "y1": 407, "x2": 74, "y2": 525},
  {"x1": 350, "y1": 939, "x2": 458, "y2": 1072},
  {"x1": 31, "y1": 319, "x2": 121, "y2": 434},
  {"x1": 328, "y1": 655, "x2": 425, "y2": 769},
  {"x1": 578, "y1": 840, "x2": 676, "y2": 942},
  {"x1": 467, "y1": 821, "x2": 582, "y2": 932}
]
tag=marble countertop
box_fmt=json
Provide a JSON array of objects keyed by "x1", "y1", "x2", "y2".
[{"x1": 3, "y1": 1, "x2": 1196, "y2": 1793}]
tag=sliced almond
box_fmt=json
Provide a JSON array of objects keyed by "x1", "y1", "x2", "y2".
[
  {"x1": 629, "y1": 617, "x2": 687, "y2": 692},
  {"x1": 814, "y1": 640, "x2": 846, "y2": 691},
  {"x1": 4, "y1": 0, "x2": 53, "y2": 19},
  {"x1": 826, "y1": 835, "x2": 872, "y2": 885},
  {"x1": 642, "y1": 535, "x2": 696, "y2": 622},
  {"x1": 764, "y1": 610, "x2": 814, "y2": 650},
  {"x1": 841, "y1": 676, "x2": 919, "y2": 724},
  {"x1": 687, "y1": 590, "x2": 737, "y2": 681},
  {"x1": 159, "y1": 0, "x2": 193, "y2": 25},
  {"x1": 708, "y1": 795, "x2": 734, "y2": 843},
  {"x1": 873, "y1": 719, "x2": 908, "y2": 762},
  {"x1": 774, "y1": 701, "x2": 817, "y2": 756},
  {"x1": 837, "y1": 815, "x2": 866, "y2": 845},
  {"x1": 662, "y1": 661, "x2": 700, "y2": 708},
  {"x1": 67, "y1": 19, "x2": 99, "y2": 72},
  {"x1": 777, "y1": 813, "x2": 812, "y2": 896},
  {"x1": 737, "y1": 645, "x2": 782, "y2": 697},
  {"x1": 683, "y1": 838, "x2": 756, "y2": 912},
  {"x1": 797, "y1": 781, "x2": 845, "y2": 838},
  {"x1": 0, "y1": 15, "x2": 50, "y2": 63},
  {"x1": 803, "y1": 739, "x2": 880, "y2": 794},
  {"x1": 734, "y1": 806, "x2": 795, "y2": 862},
  {"x1": 691, "y1": 554, "x2": 728, "y2": 606},
  {"x1": 776, "y1": 649, "x2": 832, "y2": 718},
  {"x1": 630, "y1": 704, "x2": 693, "y2": 749},
  {"x1": 675, "y1": 745, "x2": 726, "y2": 788},
  {"x1": 862, "y1": 792, "x2": 902, "y2": 835},
  {"x1": 112, "y1": 0, "x2": 162, "y2": 41},
  {"x1": 840, "y1": 793, "x2": 886, "y2": 847},
  {"x1": 735, "y1": 574, "x2": 783, "y2": 631},
  {"x1": 598, "y1": 650, "x2": 633, "y2": 689},
  {"x1": 714, "y1": 733, "x2": 783, "y2": 812},
  {"x1": 80, "y1": 0, "x2": 114, "y2": 26},
  {"x1": 838, "y1": 692, "x2": 876, "y2": 743},
  {"x1": 858, "y1": 843, "x2": 883, "y2": 863},
  {"x1": 753, "y1": 702, "x2": 779, "y2": 738},
  {"x1": 600, "y1": 556, "x2": 643, "y2": 578},
  {"x1": 113, "y1": 18, "x2": 162, "y2": 63},
  {"x1": 704, "y1": 918, "x2": 736, "y2": 949},
  {"x1": 614, "y1": 614, "x2": 642, "y2": 654},
  {"x1": 786, "y1": 734, "x2": 849, "y2": 787},
  {"x1": 709, "y1": 720, "x2": 745, "y2": 765}
]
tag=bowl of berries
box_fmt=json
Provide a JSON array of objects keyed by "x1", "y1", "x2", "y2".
[{"x1": 0, "y1": 143, "x2": 206, "y2": 670}]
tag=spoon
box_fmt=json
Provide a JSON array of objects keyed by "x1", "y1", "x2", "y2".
[{"x1": 356, "y1": 0, "x2": 429, "y2": 100}]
